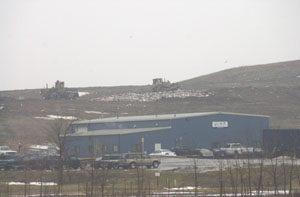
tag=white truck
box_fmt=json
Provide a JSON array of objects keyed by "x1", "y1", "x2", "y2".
[
  {"x1": 0, "y1": 146, "x2": 17, "y2": 156},
  {"x1": 215, "y1": 143, "x2": 262, "y2": 158}
]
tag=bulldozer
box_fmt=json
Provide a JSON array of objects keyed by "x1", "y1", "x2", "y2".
[
  {"x1": 151, "y1": 78, "x2": 179, "y2": 92},
  {"x1": 40, "y1": 80, "x2": 79, "y2": 100}
]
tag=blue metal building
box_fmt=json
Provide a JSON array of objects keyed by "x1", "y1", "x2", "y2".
[{"x1": 65, "y1": 112, "x2": 269, "y2": 158}]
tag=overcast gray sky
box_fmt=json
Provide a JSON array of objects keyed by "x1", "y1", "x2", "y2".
[{"x1": 1, "y1": 0, "x2": 299, "y2": 91}]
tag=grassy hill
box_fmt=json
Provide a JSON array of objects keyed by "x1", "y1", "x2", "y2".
[
  {"x1": 1, "y1": 60, "x2": 300, "y2": 149},
  {"x1": 181, "y1": 60, "x2": 300, "y2": 88}
]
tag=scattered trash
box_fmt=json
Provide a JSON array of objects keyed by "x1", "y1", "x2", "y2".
[
  {"x1": 78, "y1": 92, "x2": 90, "y2": 97},
  {"x1": 92, "y1": 89, "x2": 213, "y2": 102}
]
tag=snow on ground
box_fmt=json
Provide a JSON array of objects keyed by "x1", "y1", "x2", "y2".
[
  {"x1": 155, "y1": 190, "x2": 293, "y2": 196},
  {"x1": 164, "y1": 186, "x2": 204, "y2": 190},
  {"x1": 0, "y1": 104, "x2": 4, "y2": 110},
  {"x1": 6, "y1": 182, "x2": 57, "y2": 186},
  {"x1": 34, "y1": 115, "x2": 77, "y2": 120},
  {"x1": 85, "y1": 111, "x2": 109, "y2": 115},
  {"x1": 78, "y1": 92, "x2": 90, "y2": 97},
  {"x1": 297, "y1": 76, "x2": 300, "y2": 78}
]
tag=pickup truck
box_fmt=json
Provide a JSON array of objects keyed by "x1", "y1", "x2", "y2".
[
  {"x1": 214, "y1": 143, "x2": 262, "y2": 158},
  {"x1": 0, "y1": 146, "x2": 17, "y2": 156}
]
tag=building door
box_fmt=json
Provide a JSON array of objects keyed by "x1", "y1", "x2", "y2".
[{"x1": 155, "y1": 143, "x2": 161, "y2": 152}]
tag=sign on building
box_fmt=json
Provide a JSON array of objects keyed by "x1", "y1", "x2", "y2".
[{"x1": 212, "y1": 121, "x2": 228, "y2": 128}]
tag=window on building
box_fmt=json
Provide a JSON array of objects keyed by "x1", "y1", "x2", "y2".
[
  {"x1": 101, "y1": 145, "x2": 107, "y2": 154},
  {"x1": 211, "y1": 142, "x2": 221, "y2": 149},
  {"x1": 131, "y1": 144, "x2": 141, "y2": 152},
  {"x1": 113, "y1": 144, "x2": 118, "y2": 152},
  {"x1": 89, "y1": 145, "x2": 94, "y2": 154},
  {"x1": 74, "y1": 146, "x2": 80, "y2": 154},
  {"x1": 76, "y1": 126, "x2": 88, "y2": 133}
]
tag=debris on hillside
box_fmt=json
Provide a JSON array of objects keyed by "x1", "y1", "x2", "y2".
[
  {"x1": 78, "y1": 92, "x2": 90, "y2": 97},
  {"x1": 92, "y1": 89, "x2": 213, "y2": 102}
]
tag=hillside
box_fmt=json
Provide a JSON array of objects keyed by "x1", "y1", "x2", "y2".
[
  {"x1": 181, "y1": 60, "x2": 300, "y2": 89},
  {"x1": 1, "y1": 60, "x2": 300, "y2": 149}
]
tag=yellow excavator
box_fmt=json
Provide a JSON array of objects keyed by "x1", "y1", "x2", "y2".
[
  {"x1": 151, "y1": 78, "x2": 179, "y2": 92},
  {"x1": 40, "y1": 80, "x2": 79, "y2": 100}
]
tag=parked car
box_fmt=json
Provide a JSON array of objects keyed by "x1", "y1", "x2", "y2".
[
  {"x1": 14, "y1": 155, "x2": 58, "y2": 170},
  {"x1": 95, "y1": 154, "x2": 122, "y2": 169},
  {"x1": 196, "y1": 148, "x2": 214, "y2": 158},
  {"x1": 212, "y1": 148, "x2": 226, "y2": 158},
  {"x1": 63, "y1": 156, "x2": 81, "y2": 170},
  {"x1": 0, "y1": 154, "x2": 17, "y2": 170},
  {"x1": 149, "y1": 149, "x2": 176, "y2": 157},
  {"x1": 173, "y1": 147, "x2": 214, "y2": 158},
  {"x1": 172, "y1": 147, "x2": 199, "y2": 156},
  {"x1": 0, "y1": 146, "x2": 17, "y2": 156},
  {"x1": 119, "y1": 153, "x2": 160, "y2": 169}
]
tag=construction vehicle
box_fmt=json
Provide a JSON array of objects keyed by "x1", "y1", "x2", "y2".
[
  {"x1": 151, "y1": 78, "x2": 179, "y2": 92},
  {"x1": 40, "y1": 80, "x2": 79, "y2": 100}
]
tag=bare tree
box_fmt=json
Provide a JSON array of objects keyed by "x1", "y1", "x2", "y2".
[
  {"x1": 256, "y1": 156, "x2": 264, "y2": 197},
  {"x1": 218, "y1": 159, "x2": 225, "y2": 197},
  {"x1": 97, "y1": 167, "x2": 110, "y2": 197},
  {"x1": 191, "y1": 157, "x2": 200, "y2": 197},
  {"x1": 227, "y1": 159, "x2": 238, "y2": 197},
  {"x1": 288, "y1": 152, "x2": 295, "y2": 196},
  {"x1": 270, "y1": 155, "x2": 279, "y2": 197},
  {"x1": 47, "y1": 118, "x2": 72, "y2": 195},
  {"x1": 135, "y1": 164, "x2": 146, "y2": 196}
]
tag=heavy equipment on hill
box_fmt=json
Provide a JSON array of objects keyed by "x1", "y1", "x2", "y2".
[
  {"x1": 40, "y1": 80, "x2": 79, "y2": 100},
  {"x1": 151, "y1": 78, "x2": 179, "y2": 92}
]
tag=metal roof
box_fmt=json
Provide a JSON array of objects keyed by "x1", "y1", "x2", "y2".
[
  {"x1": 66, "y1": 126, "x2": 172, "y2": 136},
  {"x1": 73, "y1": 112, "x2": 269, "y2": 125}
]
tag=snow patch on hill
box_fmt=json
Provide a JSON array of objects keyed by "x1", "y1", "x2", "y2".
[
  {"x1": 85, "y1": 111, "x2": 109, "y2": 115},
  {"x1": 34, "y1": 115, "x2": 77, "y2": 120}
]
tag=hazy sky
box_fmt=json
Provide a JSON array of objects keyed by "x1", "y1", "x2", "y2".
[{"x1": 1, "y1": 0, "x2": 300, "y2": 91}]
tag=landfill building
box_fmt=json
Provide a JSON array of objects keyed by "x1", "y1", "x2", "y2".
[{"x1": 65, "y1": 112, "x2": 269, "y2": 158}]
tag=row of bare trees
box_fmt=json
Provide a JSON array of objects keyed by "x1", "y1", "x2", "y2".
[{"x1": 214, "y1": 154, "x2": 300, "y2": 197}]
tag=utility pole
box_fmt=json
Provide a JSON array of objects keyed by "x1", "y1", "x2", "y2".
[{"x1": 141, "y1": 137, "x2": 144, "y2": 153}]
